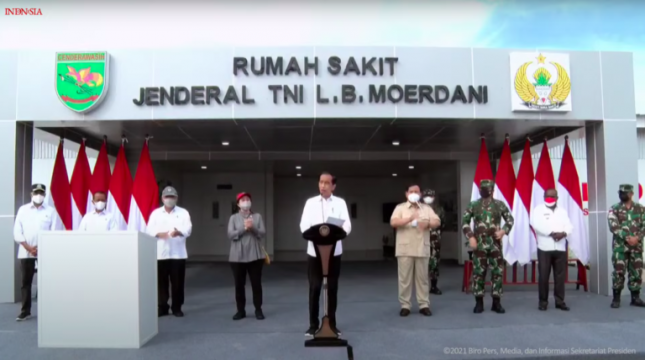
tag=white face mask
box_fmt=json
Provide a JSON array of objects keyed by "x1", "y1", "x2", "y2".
[
  {"x1": 163, "y1": 198, "x2": 177, "y2": 208},
  {"x1": 423, "y1": 197, "x2": 434, "y2": 204},
  {"x1": 94, "y1": 201, "x2": 106, "y2": 211},
  {"x1": 407, "y1": 193, "x2": 420, "y2": 203},
  {"x1": 32, "y1": 194, "x2": 44, "y2": 205},
  {"x1": 239, "y1": 201, "x2": 251, "y2": 210}
]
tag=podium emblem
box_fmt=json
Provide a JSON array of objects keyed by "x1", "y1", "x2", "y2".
[{"x1": 319, "y1": 225, "x2": 330, "y2": 237}]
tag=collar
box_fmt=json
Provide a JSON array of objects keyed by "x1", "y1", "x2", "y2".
[
  {"x1": 407, "y1": 201, "x2": 420, "y2": 208},
  {"x1": 30, "y1": 203, "x2": 46, "y2": 210},
  {"x1": 319, "y1": 195, "x2": 333, "y2": 202},
  {"x1": 163, "y1": 206, "x2": 177, "y2": 214},
  {"x1": 92, "y1": 210, "x2": 107, "y2": 216}
]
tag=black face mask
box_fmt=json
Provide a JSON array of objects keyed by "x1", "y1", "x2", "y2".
[
  {"x1": 619, "y1": 191, "x2": 630, "y2": 202},
  {"x1": 480, "y1": 188, "x2": 491, "y2": 198}
]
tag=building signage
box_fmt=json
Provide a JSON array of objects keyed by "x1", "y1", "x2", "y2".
[
  {"x1": 133, "y1": 56, "x2": 488, "y2": 106},
  {"x1": 56, "y1": 51, "x2": 109, "y2": 113},
  {"x1": 510, "y1": 52, "x2": 572, "y2": 112}
]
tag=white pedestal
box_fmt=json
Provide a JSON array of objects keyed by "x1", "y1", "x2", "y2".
[{"x1": 37, "y1": 231, "x2": 158, "y2": 348}]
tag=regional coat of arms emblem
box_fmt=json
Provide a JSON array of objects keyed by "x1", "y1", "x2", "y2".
[
  {"x1": 510, "y1": 53, "x2": 572, "y2": 111},
  {"x1": 56, "y1": 52, "x2": 109, "y2": 113}
]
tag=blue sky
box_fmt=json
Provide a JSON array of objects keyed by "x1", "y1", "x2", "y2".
[{"x1": 473, "y1": 0, "x2": 645, "y2": 113}]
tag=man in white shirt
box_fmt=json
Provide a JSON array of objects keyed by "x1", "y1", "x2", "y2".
[
  {"x1": 146, "y1": 186, "x2": 192, "y2": 317},
  {"x1": 299, "y1": 172, "x2": 351, "y2": 337},
  {"x1": 78, "y1": 191, "x2": 117, "y2": 231},
  {"x1": 530, "y1": 188, "x2": 573, "y2": 311},
  {"x1": 13, "y1": 184, "x2": 58, "y2": 321}
]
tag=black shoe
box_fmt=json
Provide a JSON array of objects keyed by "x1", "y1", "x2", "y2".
[
  {"x1": 491, "y1": 298, "x2": 505, "y2": 314},
  {"x1": 172, "y1": 310, "x2": 184, "y2": 317},
  {"x1": 430, "y1": 280, "x2": 442, "y2": 295},
  {"x1": 158, "y1": 309, "x2": 169, "y2": 317},
  {"x1": 630, "y1": 291, "x2": 645, "y2": 307},
  {"x1": 16, "y1": 313, "x2": 30, "y2": 321},
  {"x1": 555, "y1": 303, "x2": 570, "y2": 311},
  {"x1": 611, "y1": 289, "x2": 621, "y2": 309},
  {"x1": 400, "y1": 308, "x2": 411, "y2": 317},
  {"x1": 419, "y1": 307, "x2": 432, "y2": 316},
  {"x1": 255, "y1": 310, "x2": 265, "y2": 320},
  {"x1": 305, "y1": 325, "x2": 318, "y2": 337},
  {"x1": 232, "y1": 311, "x2": 246, "y2": 320},
  {"x1": 538, "y1": 302, "x2": 547, "y2": 311},
  {"x1": 473, "y1": 297, "x2": 484, "y2": 314}
]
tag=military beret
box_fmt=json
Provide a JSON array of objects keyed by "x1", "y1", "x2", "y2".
[
  {"x1": 162, "y1": 186, "x2": 178, "y2": 197},
  {"x1": 32, "y1": 183, "x2": 46, "y2": 192},
  {"x1": 480, "y1": 179, "x2": 494, "y2": 188},
  {"x1": 619, "y1": 184, "x2": 634, "y2": 192},
  {"x1": 422, "y1": 189, "x2": 435, "y2": 197}
]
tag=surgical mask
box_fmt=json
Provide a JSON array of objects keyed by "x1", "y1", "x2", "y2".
[
  {"x1": 94, "y1": 201, "x2": 106, "y2": 211},
  {"x1": 423, "y1": 197, "x2": 434, "y2": 205},
  {"x1": 239, "y1": 201, "x2": 251, "y2": 210},
  {"x1": 32, "y1": 194, "x2": 44, "y2": 205},
  {"x1": 619, "y1": 192, "x2": 630, "y2": 202},
  {"x1": 480, "y1": 188, "x2": 491, "y2": 198},
  {"x1": 407, "y1": 193, "x2": 420, "y2": 203},
  {"x1": 544, "y1": 197, "x2": 557, "y2": 207},
  {"x1": 163, "y1": 198, "x2": 177, "y2": 208}
]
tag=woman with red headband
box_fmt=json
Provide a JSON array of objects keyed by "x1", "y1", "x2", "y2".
[{"x1": 228, "y1": 192, "x2": 267, "y2": 320}]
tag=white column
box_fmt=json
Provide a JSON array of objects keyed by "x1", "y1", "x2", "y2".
[{"x1": 456, "y1": 160, "x2": 476, "y2": 265}]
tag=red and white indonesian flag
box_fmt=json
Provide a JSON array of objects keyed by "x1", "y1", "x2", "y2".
[
  {"x1": 88, "y1": 138, "x2": 112, "y2": 214},
  {"x1": 50, "y1": 139, "x2": 73, "y2": 230},
  {"x1": 107, "y1": 140, "x2": 133, "y2": 230},
  {"x1": 493, "y1": 136, "x2": 517, "y2": 264},
  {"x1": 70, "y1": 141, "x2": 92, "y2": 229},
  {"x1": 557, "y1": 137, "x2": 589, "y2": 264},
  {"x1": 471, "y1": 136, "x2": 494, "y2": 201},
  {"x1": 511, "y1": 139, "x2": 535, "y2": 265},
  {"x1": 128, "y1": 139, "x2": 159, "y2": 232},
  {"x1": 531, "y1": 140, "x2": 556, "y2": 258}
]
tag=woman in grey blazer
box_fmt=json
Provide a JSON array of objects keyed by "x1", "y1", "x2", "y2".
[{"x1": 228, "y1": 192, "x2": 267, "y2": 320}]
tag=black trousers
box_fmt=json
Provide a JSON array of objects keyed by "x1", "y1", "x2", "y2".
[
  {"x1": 20, "y1": 259, "x2": 37, "y2": 314},
  {"x1": 538, "y1": 249, "x2": 567, "y2": 305},
  {"x1": 158, "y1": 259, "x2": 186, "y2": 312},
  {"x1": 230, "y1": 259, "x2": 264, "y2": 312},
  {"x1": 308, "y1": 254, "x2": 341, "y2": 327}
]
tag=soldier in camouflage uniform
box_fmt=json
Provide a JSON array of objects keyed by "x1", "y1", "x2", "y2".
[
  {"x1": 462, "y1": 179, "x2": 514, "y2": 314},
  {"x1": 607, "y1": 184, "x2": 645, "y2": 309},
  {"x1": 423, "y1": 189, "x2": 446, "y2": 295}
]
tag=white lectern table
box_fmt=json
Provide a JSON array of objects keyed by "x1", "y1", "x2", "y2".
[{"x1": 37, "y1": 231, "x2": 158, "y2": 348}]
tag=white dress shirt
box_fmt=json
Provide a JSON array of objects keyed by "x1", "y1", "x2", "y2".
[
  {"x1": 299, "y1": 195, "x2": 351, "y2": 257},
  {"x1": 530, "y1": 203, "x2": 574, "y2": 252},
  {"x1": 13, "y1": 203, "x2": 58, "y2": 259},
  {"x1": 78, "y1": 210, "x2": 117, "y2": 231},
  {"x1": 146, "y1": 206, "x2": 193, "y2": 260}
]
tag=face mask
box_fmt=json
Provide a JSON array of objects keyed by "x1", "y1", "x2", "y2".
[
  {"x1": 480, "y1": 188, "x2": 491, "y2": 198},
  {"x1": 544, "y1": 197, "x2": 557, "y2": 207},
  {"x1": 32, "y1": 194, "x2": 44, "y2": 205},
  {"x1": 163, "y1": 198, "x2": 177, "y2": 208},
  {"x1": 423, "y1": 197, "x2": 434, "y2": 204},
  {"x1": 407, "y1": 193, "x2": 420, "y2": 203},
  {"x1": 94, "y1": 201, "x2": 106, "y2": 211},
  {"x1": 239, "y1": 201, "x2": 251, "y2": 210},
  {"x1": 619, "y1": 192, "x2": 630, "y2": 202}
]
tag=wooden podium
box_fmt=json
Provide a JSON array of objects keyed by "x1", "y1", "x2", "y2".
[{"x1": 303, "y1": 223, "x2": 348, "y2": 347}]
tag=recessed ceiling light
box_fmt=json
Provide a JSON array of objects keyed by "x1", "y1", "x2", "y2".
[
  {"x1": 392, "y1": 173, "x2": 397, "y2": 177},
  {"x1": 392, "y1": 140, "x2": 400, "y2": 146},
  {"x1": 221, "y1": 141, "x2": 229, "y2": 146},
  {"x1": 297, "y1": 173, "x2": 302, "y2": 177},
  {"x1": 201, "y1": 166, "x2": 207, "y2": 170},
  {"x1": 296, "y1": 166, "x2": 301, "y2": 170},
  {"x1": 409, "y1": 165, "x2": 414, "y2": 169}
]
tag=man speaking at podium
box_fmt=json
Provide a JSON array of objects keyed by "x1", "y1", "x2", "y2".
[{"x1": 299, "y1": 172, "x2": 351, "y2": 337}]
